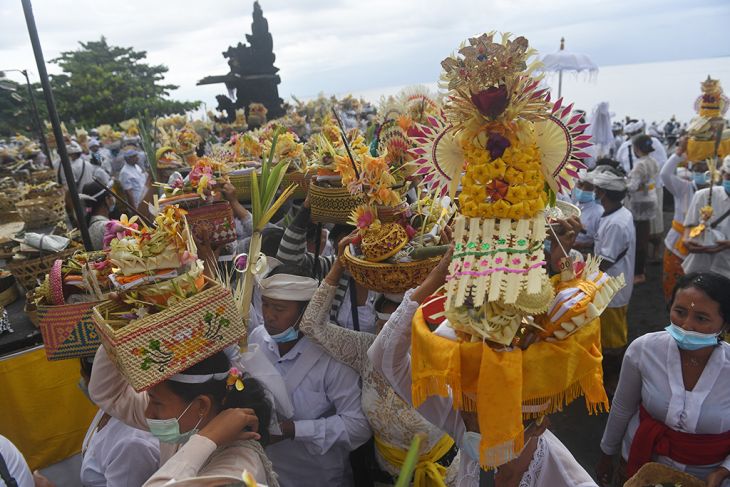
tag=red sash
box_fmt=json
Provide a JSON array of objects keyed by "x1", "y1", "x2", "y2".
[{"x1": 627, "y1": 404, "x2": 730, "y2": 476}]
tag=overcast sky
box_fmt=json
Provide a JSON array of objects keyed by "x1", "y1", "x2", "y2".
[{"x1": 2, "y1": 0, "x2": 729, "y2": 112}]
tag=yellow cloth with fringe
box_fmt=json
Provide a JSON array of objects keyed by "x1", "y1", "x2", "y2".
[
  {"x1": 411, "y1": 308, "x2": 608, "y2": 469},
  {"x1": 600, "y1": 306, "x2": 628, "y2": 350},
  {"x1": 0, "y1": 346, "x2": 97, "y2": 470},
  {"x1": 374, "y1": 433, "x2": 454, "y2": 487}
]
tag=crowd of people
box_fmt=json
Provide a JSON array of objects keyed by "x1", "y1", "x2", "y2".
[{"x1": 1, "y1": 81, "x2": 730, "y2": 487}]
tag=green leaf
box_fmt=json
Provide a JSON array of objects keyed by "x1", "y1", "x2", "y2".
[
  {"x1": 149, "y1": 339, "x2": 160, "y2": 351},
  {"x1": 394, "y1": 435, "x2": 423, "y2": 487}
]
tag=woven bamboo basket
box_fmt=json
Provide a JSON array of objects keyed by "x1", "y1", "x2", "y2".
[
  {"x1": 92, "y1": 282, "x2": 246, "y2": 392},
  {"x1": 7, "y1": 248, "x2": 75, "y2": 291},
  {"x1": 30, "y1": 169, "x2": 57, "y2": 185},
  {"x1": 39, "y1": 299, "x2": 103, "y2": 360},
  {"x1": 624, "y1": 462, "x2": 706, "y2": 487},
  {"x1": 309, "y1": 182, "x2": 366, "y2": 224},
  {"x1": 342, "y1": 246, "x2": 441, "y2": 293},
  {"x1": 15, "y1": 194, "x2": 65, "y2": 230},
  {"x1": 185, "y1": 202, "x2": 237, "y2": 246},
  {"x1": 229, "y1": 172, "x2": 253, "y2": 203},
  {"x1": 283, "y1": 171, "x2": 312, "y2": 200},
  {"x1": 24, "y1": 290, "x2": 39, "y2": 328}
]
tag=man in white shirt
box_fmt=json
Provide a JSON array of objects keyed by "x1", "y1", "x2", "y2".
[
  {"x1": 587, "y1": 167, "x2": 636, "y2": 353},
  {"x1": 86, "y1": 139, "x2": 113, "y2": 176},
  {"x1": 246, "y1": 262, "x2": 371, "y2": 487},
  {"x1": 56, "y1": 141, "x2": 110, "y2": 190},
  {"x1": 118, "y1": 149, "x2": 148, "y2": 210},
  {"x1": 682, "y1": 157, "x2": 730, "y2": 278}
]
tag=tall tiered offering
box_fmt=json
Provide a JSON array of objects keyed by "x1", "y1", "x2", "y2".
[{"x1": 408, "y1": 32, "x2": 624, "y2": 469}]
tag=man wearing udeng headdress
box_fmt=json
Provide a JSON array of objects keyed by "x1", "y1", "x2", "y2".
[{"x1": 247, "y1": 260, "x2": 371, "y2": 486}]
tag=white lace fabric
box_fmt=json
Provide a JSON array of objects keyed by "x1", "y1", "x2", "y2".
[{"x1": 299, "y1": 282, "x2": 458, "y2": 479}]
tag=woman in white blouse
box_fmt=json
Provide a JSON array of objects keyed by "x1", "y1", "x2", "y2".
[
  {"x1": 89, "y1": 348, "x2": 279, "y2": 486},
  {"x1": 298, "y1": 234, "x2": 461, "y2": 485},
  {"x1": 597, "y1": 272, "x2": 730, "y2": 487}
]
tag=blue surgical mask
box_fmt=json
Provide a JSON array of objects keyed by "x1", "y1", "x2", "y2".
[
  {"x1": 145, "y1": 401, "x2": 202, "y2": 444},
  {"x1": 665, "y1": 323, "x2": 719, "y2": 351},
  {"x1": 269, "y1": 326, "x2": 300, "y2": 343},
  {"x1": 692, "y1": 172, "x2": 709, "y2": 186},
  {"x1": 462, "y1": 431, "x2": 482, "y2": 463},
  {"x1": 724, "y1": 180, "x2": 730, "y2": 194},
  {"x1": 574, "y1": 188, "x2": 595, "y2": 203}
]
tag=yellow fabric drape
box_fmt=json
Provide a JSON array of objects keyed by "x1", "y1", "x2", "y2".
[
  {"x1": 411, "y1": 308, "x2": 608, "y2": 469},
  {"x1": 374, "y1": 433, "x2": 454, "y2": 487},
  {"x1": 600, "y1": 306, "x2": 628, "y2": 350},
  {"x1": 0, "y1": 346, "x2": 97, "y2": 470},
  {"x1": 687, "y1": 138, "x2": 730, "y2": 162},
  {"x1": 671, "y1": 220, "x2": 688, "y2": 257}
]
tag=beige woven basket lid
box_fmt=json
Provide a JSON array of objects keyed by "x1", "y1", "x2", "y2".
[{"x1": 623, "y1": 462, "x2": 706, "y2": 487}]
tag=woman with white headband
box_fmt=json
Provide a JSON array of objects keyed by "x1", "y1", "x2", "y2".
[
  {"x1": 80, "y1": 180, "x2": 116, "y2": 250},
  {"x1": 296, "y1": 235, "x2": 461, "y2": 485},
  {"x1": 88, "y1": 348, "x2": 278, "y2": 486},
  {"x1": 247, "y1": 261, "x2": 371, "y2": 487}
]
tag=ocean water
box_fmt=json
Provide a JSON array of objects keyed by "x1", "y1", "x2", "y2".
[{"x1": 347, "y1": 56, "x2": 730, "y2": 125}]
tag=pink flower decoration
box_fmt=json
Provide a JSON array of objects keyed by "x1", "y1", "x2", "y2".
[
  {"x1": 180, "y1": 250, "x2": 197, "y2": 265},
  {"x1": 480, "y1": 260, "x2": 489, "y2": 267},
  {"x1": 464, "y1": 262, "x2": 471, "y2": 268},
  {"x1": 404, "y1": 224, "x2": 417, "y2": 239},
  {"x1": 512, "y1": 258, "x2": 521, "y2": 265},
  {"x1": 495, "y1": 257, "x2": 503, "y2": 264}
]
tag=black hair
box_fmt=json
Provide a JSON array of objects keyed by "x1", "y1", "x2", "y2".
[
  {"x1": 329, "y1": 223, "x2": 355, "y2": 248},
  {"x1": 632, "y1": 134, "x2": 655, "y2": 155},
  {"x1": 79, "y1": 356, "x2": 94, "y2": 378},
  {"x1": 260, "y1": 227, "x2": 284, "y2": 257},
  {"x1": 669, "y1": 272, "x2": 730, "y2": 326},
  {"x1": 305, "y1": 222, "x2": 323, "y2": 243},
  {"x1": 595, "y1": 158, "x2": 620, "y2": 170},
  {"x1": 166, "y1": 351, "x2": 273, "y2": 445},
  {"x1": 81, "y1": 181, "x2": 110, "y2": 225}
]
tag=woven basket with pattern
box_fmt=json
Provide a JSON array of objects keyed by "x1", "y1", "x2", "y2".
[
  {"x1": 39, "y1": 299, "x2": 103, "y2": 360},
  {"x1": 185, "y1": 202, "x2": 237, "y2": 246},
  {"x1": 15, "y1": 194, "x2": 65, "y2": 230},
  {"x1": 309, "y1": 182, "x2": 366, "y2": 224},
  {"x1": 30, "y1": 169, "x2": 57, "y2": 185},
  {"x1": 623, "y1": 462, "x2": 706, "y2": 487},
  {"x1": 229, "y1": 172, "x2": 253, "y2": 203},
  {"x1": 283, "y1": 171, "x2": 312, "y2": 200},
  {"x1": 8, "y1": 248, "x2": 76, "y2": 291},
  {"x1": 342, "y1": 247, "x2": 441, "y2": 294},
  {"x1": 92, "y1": 282, "x2": 246, "y2": 392}
]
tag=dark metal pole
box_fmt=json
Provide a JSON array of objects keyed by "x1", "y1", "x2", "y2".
[
  {"x1": 21, "y1": 0, "x2": 92, "y2": 250},
  {"x1": 21, "y1": 69, "x2": 50, "y2": 163}
]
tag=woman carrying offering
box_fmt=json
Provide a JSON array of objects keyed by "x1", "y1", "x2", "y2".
[
  {"x1": 298, "y1": 233, "x2": 460, "y2": 485},
  {"x1": 597, "y1": 272, "x2": 730, "y2": 487}
]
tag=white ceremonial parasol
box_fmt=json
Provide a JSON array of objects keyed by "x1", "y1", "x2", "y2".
[{"x1": 540, "y1": 37, "x2": 598, "y2": 98}]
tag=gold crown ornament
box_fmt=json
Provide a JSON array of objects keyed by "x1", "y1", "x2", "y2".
[{"x1": 360, "y1": 222, "x2": 409, "y2": 262}]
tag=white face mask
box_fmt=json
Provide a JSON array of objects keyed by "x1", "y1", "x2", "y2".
[
  {"x1": 461, "y1": 428, "x2": 539, "y2": 464},
  {"x1": 462, "y1": 431, "x2": 482, "y2": 463}
]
